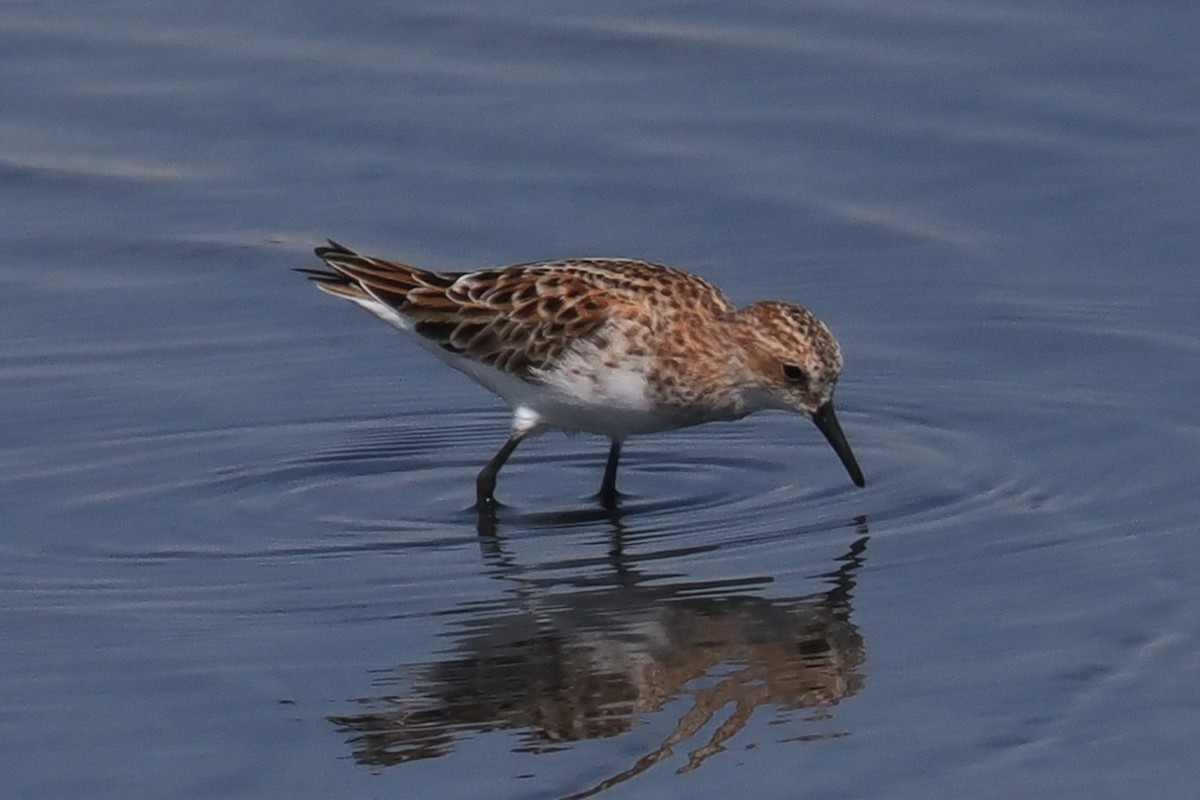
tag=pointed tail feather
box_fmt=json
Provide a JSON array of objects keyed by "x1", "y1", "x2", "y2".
[
  {"x1": 314, "y1": 241, "x2": 452, "y2": 294},
  {"x1": 300, "y1": 240, "x2": 456, "y2": 308},
  {"x1": 295, "y1": 268, "x2": 371, "y2": 301}
]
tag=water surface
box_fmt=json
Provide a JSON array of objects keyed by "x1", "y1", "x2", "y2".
[{"x1": 2, "y1": 1, "x2": 1199, "y2": 798}]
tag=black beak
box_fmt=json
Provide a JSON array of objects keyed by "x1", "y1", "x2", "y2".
[{"x1": 811, "y1": 401, "x2": 865, "y2": 487}]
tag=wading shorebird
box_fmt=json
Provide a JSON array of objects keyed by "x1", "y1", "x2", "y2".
[{"x1": 300, "y1": 242, "x2": 864, "y2": 509}]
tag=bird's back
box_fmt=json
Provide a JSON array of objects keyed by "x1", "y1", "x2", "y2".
[{"x1": 304, "y1": 243, "x2": 736, "y2": 380}]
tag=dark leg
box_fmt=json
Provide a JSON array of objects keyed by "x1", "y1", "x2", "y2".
[
  {"x1": 599, "y1": 437, "x2": 623, "y2": 506},
  {"x1": 476, "y1": 432, "x2": 526, "y2": 508}
]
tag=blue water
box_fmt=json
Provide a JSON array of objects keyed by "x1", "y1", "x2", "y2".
[{"x1": 3, "y1": 2, "x2": 1199, "y2": 798}]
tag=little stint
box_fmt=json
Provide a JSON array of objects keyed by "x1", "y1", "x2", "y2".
[{"x1": 300, "y1": 241, "x2": 865, "y2": 508}]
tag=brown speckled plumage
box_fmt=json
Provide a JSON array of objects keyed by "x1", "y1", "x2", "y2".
[
  {"x1": 301, "y1": 240, "x2": 864, "y2": 509},
  {"x1": 305, "y1": 241, "x2": 735, "y2": 381}
]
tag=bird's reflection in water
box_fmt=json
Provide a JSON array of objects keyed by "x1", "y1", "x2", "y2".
[{"x1": 330, "y1": 522, "x2": 868, "y2": 795}]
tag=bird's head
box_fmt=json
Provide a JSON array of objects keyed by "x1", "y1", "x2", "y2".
[{"x1": 737, "y1": 301, "x2": 865, "y2": 488}]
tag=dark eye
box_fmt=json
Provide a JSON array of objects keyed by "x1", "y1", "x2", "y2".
[{"x1": 781, "y1": 363, "x2": 807, "y2": 383}]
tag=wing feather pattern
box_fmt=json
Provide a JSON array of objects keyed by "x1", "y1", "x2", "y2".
[{"x1": 301, "y1": 241, "x2": 734, "y2": 382}]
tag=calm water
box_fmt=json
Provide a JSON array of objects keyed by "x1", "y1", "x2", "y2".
[{"x1": 3, "y1": 1, "x2": 1199, "y2": 798}]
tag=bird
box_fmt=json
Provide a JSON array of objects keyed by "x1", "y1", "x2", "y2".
[{"x1": 299, "y1": 241, "x2": 864, "y2": 509}]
